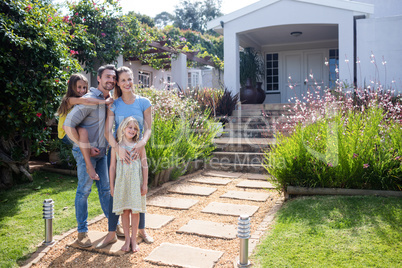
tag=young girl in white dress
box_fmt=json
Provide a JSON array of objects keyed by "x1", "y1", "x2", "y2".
[{"x1": 109, "y1": 116, "x2": 148, "y2": 253}]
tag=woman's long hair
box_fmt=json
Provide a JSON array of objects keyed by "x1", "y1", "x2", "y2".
[
  {"x1": 114, "y1": 66, "x2": 134, "y2": 99},
  {"x1": 56, "y1": 74, "x2": 88, "y2": 116}
]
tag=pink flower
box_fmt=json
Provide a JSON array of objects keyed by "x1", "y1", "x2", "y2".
[
  {"x1": 36, "y1": 113, "x2": 42, "y2": 118},
  {"x1": 363, "y1": 164, "x2": 369, "y2": 169},
  {"x1": 63, "y1": 16, "x2": 69, "y2": 22},
  {"x1": 26, "y1": 5, "x2": 32, "y2": 11},
  {"x1": 353, "y1": 153, "x2": 358, "y2": 159},
  {"x1": 101, "y1": 33, "x2": 106, "y2": 37},
  {"x1": 327, "y1": 163, "x2": 333, "y2": 167},
  {"x1": 75, "y1": 12, "x2": 78, "y2": 16}
]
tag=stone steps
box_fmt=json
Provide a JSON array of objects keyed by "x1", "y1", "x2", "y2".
[
  {"x1": 206, "y1": 104, "x2": 292, "y2": 173},
  {"x1": 211, "y1": 151, "x2": 265, "y2": 164}
]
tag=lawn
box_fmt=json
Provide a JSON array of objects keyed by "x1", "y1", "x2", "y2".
[
  {"x1": 0, "y1": 171, "x2": 104, "y2": 268},
  {"x1": 253, "y1": 195, "x2": 402, "y2": 267}
]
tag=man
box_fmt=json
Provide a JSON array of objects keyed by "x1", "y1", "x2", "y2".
[{"x1": 64, "y1": 65, "x2": 116, "y2": 247}]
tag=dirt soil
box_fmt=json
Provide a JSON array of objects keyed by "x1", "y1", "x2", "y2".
[{"x1": 30, "y1": 171, "x2": 281, "y2": 267}]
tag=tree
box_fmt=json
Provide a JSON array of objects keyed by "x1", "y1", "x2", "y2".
[
  {"x1": 0, "y1": 0, "x2": 81, "y2": 187},
  {"x1": 154, "y1": 11, "x2": 174, "y2": 29},
  {"x1": 173, "y1": 0, "x2": 222, "y2": 33},
  {"x1": 127, "y1": 11, "x2": 154, "y2": 27},
  {"x1": 67, "y1": 0, "x2": 122, "y2": 74}
]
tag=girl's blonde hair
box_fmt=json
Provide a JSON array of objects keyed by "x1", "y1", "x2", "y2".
[
  {"x1": 114, "y1": 66, "x2": 134, "y2": 99},
  {"x1": 117, "y1": 116, "x2": 140, "y2": 143},
  {"x1": 56, "y1": 74, "x2": 88, "y2": 116}
]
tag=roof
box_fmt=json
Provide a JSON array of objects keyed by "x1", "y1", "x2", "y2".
[{"x1": 207, "y1": 0, "x2": 374, "y2": 32}]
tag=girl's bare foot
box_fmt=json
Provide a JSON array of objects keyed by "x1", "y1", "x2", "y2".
[
  {"x1": 121, "y1": 239, "x2": 131, "y2": 252},
  {"x1": 131, "y1": 237, "x2": 140, "y2": 253}
]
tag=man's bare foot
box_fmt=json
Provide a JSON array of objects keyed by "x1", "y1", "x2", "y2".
[
  {"x1": 86, "y1": 166, "x2": 99, "y2": 180},
  {"x1": 131, "y1": 237, "x2": 140, "y2": 253},
  {"x1": 121, "y1": 239, "x2": 131, "y2": 252}
]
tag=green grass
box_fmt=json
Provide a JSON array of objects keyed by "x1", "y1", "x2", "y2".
[
  {"x1": 0, "y1": 171, "x2": 104, "y2": 268},
  {"x1": 253, "y1": 195, "x2": 402, "y2": 267}
]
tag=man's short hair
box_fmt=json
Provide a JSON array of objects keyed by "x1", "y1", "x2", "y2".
[{"x1": 97, "y1": 64, "x2": 117, "y2": 78}]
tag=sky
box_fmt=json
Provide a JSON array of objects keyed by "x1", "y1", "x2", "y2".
[{"x1": 118, "y1": 0, "x2": 259, "y2": 17}]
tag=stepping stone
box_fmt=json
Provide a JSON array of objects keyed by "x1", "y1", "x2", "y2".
[
  {"x1": 236, "y1": 180, "x2": 275, "y2": 189},
  {"x1": 177, "y1": 219, "x2": 237, "y2": 239},
  {"x1": 189, "y1": 177, "x2": 232, "y2": 185},
  {"x1": 245, "y1": 173, "x2": 271, "y2": 181},
  {"x1": 145, "y1": 242, "x2": 224, "y2": 268},
  {"x1": 148, "y1": 196, "x2": 199, "y2": 210},
  {"x1": 69, "y1": 231, "x2": 142, "y2": 256},
  {"x1": 145, "y1": 214, "x2": 175, "y2": 229},
  {"x1": 168, "y1": 184, "x2": 217, "y2": 196},
  {"x1": 202, "y1": 202, "x2": 259, "y2": 217},
  {"x1": 221, "y1": 190, "x2": 271, "y2": 202},
  {"x1": 202, "y1": 170, "x2": 242, "y2": 178}
]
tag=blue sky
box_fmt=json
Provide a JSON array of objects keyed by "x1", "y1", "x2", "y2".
[{"x1": 53, "y1": 0, "x2": 258, "y2": 17}]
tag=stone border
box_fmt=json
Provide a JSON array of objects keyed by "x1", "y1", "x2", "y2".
[
  {"x1": 21, "y1": 169, "x2": 204, "y2": 268},
  {"x1": 286, "y1": 186, "x2": 402, "y2": 199}
]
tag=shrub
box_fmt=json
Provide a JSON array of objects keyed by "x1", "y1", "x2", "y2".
[
  {"x1": 265, "y1": 85, "x2": 402, "y2": 191},
  {"x1": 136, "y1": 87, "x2": 220, "y2": 185}
]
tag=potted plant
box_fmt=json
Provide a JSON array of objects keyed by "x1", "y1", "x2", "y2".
[{"x1": 240, "y1": 47, "x2": 265, "y2": 104}]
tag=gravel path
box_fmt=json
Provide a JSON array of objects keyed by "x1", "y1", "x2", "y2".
[{"x1": 28, "y1": 170, "x2": 283, "y2": 267}]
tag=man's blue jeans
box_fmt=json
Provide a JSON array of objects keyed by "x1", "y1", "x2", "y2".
[{"x1": 72, "y1": 148, "x2": 110, "y2": 233}]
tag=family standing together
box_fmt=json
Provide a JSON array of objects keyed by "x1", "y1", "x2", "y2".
[{"x1": 58, "y1": 65, "x2": 153, "y2": 253}]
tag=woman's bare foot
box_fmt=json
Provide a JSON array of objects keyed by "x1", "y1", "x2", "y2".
[
  {"x1": 131, "y1": 237, "x2": 140, "y2": 253},
  {"x1": 121, "y1": 239, "x2": 131, "y2": 252}
]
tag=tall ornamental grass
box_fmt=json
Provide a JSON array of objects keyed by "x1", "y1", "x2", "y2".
[
  {"x1": 265, "y1": 85, "x2": 402, "y2": 191},
  {"x1": 136, "y1": 87, "x2": 220, "y2": 185}
]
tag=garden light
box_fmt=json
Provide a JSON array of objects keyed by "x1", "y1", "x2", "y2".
[
  {"x1": 43, "y1": 199, "x2": 54, "y2": 245},
  {"x1": 237, "y1": 214, "x2": 251, "y2": 267}
]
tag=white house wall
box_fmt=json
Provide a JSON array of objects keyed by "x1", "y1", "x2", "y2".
[
  {"x1": 353, "y1": 0, "x2": 402, "y2": 18},
  {"x1": 223, "y1": 0, "x2": 360, "y2": 96},
  {"x1": 357, "y1": 15, "x2": 402, "y2": 92},
  {"x1": 122, "y1": 61, "x2": 170, "y2": 90}
]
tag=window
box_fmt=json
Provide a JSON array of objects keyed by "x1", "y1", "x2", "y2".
[
  {"x1": 188, "y1": 71, "x2": 200, "y2": 88},
  {"x1": 138, "y1": 71, "x2": 151, "y2": 88},
  {"x1": 266, "y1": 53, "x2": 279, "y2": 92},
  {"x1": 166, "y1": 75, "x2": 172, "y2": 90},
  {"x1": 329, "y1": 49, "x2": 339, "y2": 88}
]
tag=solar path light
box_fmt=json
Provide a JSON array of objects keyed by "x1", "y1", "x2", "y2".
[
  {"x1": 43, "y1": 199, "x2": 54, "y2": 245},
  {"x1": 237, "y1": 214, "x2": 251, "y2": 267}
]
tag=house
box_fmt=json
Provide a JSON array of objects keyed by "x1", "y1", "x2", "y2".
[
  {"x1": 207, "y1": 0, "x2": 402, "y2": 103},
  {"x1": 83, "y1": 50, "x2": 223, "y2": 91}
]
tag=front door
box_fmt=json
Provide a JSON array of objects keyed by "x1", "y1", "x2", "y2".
[{"x1": 282, "y1": 49, "x2": 327, "y2": 103}]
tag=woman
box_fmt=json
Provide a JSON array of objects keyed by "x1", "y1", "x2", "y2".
[{"x1": 96, "y1": 66, "x2": 153, "y2": 249}]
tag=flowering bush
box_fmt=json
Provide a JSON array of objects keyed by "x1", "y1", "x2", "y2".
[
  {"x1": 67, "y1": 0, "x2": 122, "y2": 74},
  {"x1": 0, "y1": 0, "x2": 81, "y2": 187},
  {"x1": 264, "y1": 83, "x2": 402, "y2": 191}
]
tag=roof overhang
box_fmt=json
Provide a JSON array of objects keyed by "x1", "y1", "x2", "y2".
[{"x1": 207, "y1": 0, "x2": 374, "y2": 32}]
